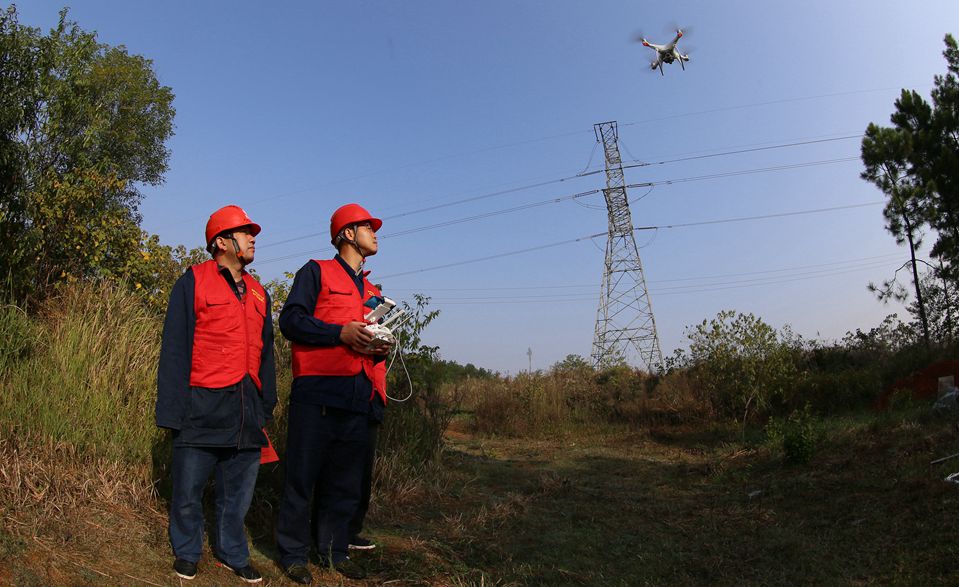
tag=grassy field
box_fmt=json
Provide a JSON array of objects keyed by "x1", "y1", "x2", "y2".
[
  {"x1": 3, "y1": 403, "x2": 958, "y2": 586},
  {"x1": 2, "y1": 285, "x2": 956, "y2": 584}
]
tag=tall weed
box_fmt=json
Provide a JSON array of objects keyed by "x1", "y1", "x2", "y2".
[
  {"x1": 0, "y1": 302, "x2": 34, "y2": 377},
  {"x1": 0, "y1": 281, "x2": 162, "y2": 466}
]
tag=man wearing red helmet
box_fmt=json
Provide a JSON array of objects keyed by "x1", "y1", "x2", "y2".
[
  {"x1": 156, "y1": 205, "x2": 276, "y2": 583},
  {"x1": 276, "y1": 203, "x2": 391, "y2": 583}
]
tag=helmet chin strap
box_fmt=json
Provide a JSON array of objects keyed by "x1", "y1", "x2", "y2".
[
  {"x1": 227, "y1": 234, "x2": 250, "y2": 267},
  {"x1": 341, "y1": 225, "x2": 370, "y2": 265}
]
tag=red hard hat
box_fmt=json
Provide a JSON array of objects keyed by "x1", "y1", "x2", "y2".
[
  {"x1": 205, "y1": 205, "x2": 261, "y2": 247},
  {"x1": 330, "y1": 203, "x2": 382, "y2": 244}
]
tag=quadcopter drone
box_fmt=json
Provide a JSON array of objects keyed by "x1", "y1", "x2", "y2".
[{"x1": 636, "y1": 28, "x2": 691, "y2": 76}]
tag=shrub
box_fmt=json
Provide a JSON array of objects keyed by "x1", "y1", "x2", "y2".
[
  {"x1": 681, "y1": 310, "x2": 802, "y2": 423},
  {"x1": 765, "y1": 405, "x2": 820, "y2": 464},
  {"x1": 378, "y1": 294, "x2": 455, "y2": 480},
  {"x1": 785, "y1": 368, "x2": 884, "y2": 413},
  {"x1": 644, "y1": 369, "x2": 714, "y2": 424}
]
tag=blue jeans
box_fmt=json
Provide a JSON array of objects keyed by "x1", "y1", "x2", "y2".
[
  {"x1": 276, "y1": 404, "x2": 369, "y2": 567},
  {"x1": 169, "y1": 446, "x2": 260, "y2": 568}
]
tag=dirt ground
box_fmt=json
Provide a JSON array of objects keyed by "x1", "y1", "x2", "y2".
[{"x1": 3, "y1": 410, "x2": 959, "y2": 585}]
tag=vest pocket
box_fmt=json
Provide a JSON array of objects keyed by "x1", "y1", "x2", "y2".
[
  {"x1": 199, "y1": 292, "x2": 242, "y2": 333},
  {"x1": 323, "y1": 285, "x2": 361, "y2": 322},
  {"x1": 325, "y1": 288, "x2": 355, "y2": 305}
]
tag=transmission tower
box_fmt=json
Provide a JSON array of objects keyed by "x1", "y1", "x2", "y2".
[{"x1": 591, "y1": 121, "x2": 664, "y2": 372}]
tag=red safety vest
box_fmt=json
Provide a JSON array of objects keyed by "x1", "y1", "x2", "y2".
[
  {"x1": 373, "y1": 361, "x2": 387, "y2": 398},
  {"x1": 291, "y1": 259, "x2": 387, "y2": 404},
  {"x1": 189, "y1": 259, "x2": 267, "y2": 390}
]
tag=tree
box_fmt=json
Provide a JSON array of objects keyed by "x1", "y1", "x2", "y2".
[
  {"x1": 0, "y1": 7, "x2": 175, "y2": 305},
  {"x1": 551, "y1": 354, "x2": 591, "y2": 374},
  {"x1": 123, "y1": 234, "x2": 207, "y2": 312},
  {"x1": 860, "y1": 123, "x2": 931, "y2": 347},
  {"x1": 906, "y1": 267, "x2": 958, "y2": 344},
  {"x1": 912, "y1": 35, "x2": 959, "y2": 279},
  {"x1": 860, "y1": 34, "x2": 959, "y2": 345}
]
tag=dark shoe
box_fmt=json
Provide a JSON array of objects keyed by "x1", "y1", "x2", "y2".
[
  {"x1": 283, "y1": 564, "x2": 313, "y2": 585},
  {"x1": 218, "y1": 561, "x2": 262, "y2": 583},
  {"x1": 333, "y1": 557, "x2": 367, "y2": 580},
  {"x1": 173, "y1": 558, "x2": 197, "y2": 580},
  {"x1": 348, "y1": 535, "x2": 376, "y2": 550}
]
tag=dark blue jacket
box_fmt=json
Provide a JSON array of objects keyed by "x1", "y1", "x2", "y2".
[{"x1": 156, "y1": 266, "x2": 277, "y2": 448}]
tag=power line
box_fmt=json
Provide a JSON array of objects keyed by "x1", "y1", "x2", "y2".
[
  {"x1": 652, "y1": 259, "x2": 897, "y2": 292},
  {"x1": 576, "y1": 135, "x2": 863, "y2": 178},
  {"x1": 631, "y1": 200, "x2": 880, "y2": 231},
  {"x1": 634, "y1": 135, "x2": 863, "y2": 167},
  {"x1": 370, "y1": 201, "x2": 884, "y2": 279},
  {"x1": 654, "y1": 252, "x2": 900, "y2": 283},
  {"x1": 411, "y1": 259, "x2": 898, "y2": 300},
  {"x1": 256, "y1": 155, "x2": 864, "y2": 264},
  {"x1": 622, "y1": 130, "x2": 865, "y2": 167},
  {"x1": 382, "y1": 189, "x2": 602, "y2": 238},
  {"x1": 257, "y1": 175, "x2": 593, "y2": 249},
  {"x1": 247, "y1": 86, "x2": 908, "y2": 206},
  {"x1": 623, "y1": 157, "x2": 860, "y2": 189},
  {"x1": 248, "y1": 133, "x2": 594, "y2": 206},
  {"x1": 426, "y1": 259, "x2": 904, "y2": 304},
  {"x1": 378, "y1": 233, "x2": 604, "y2": 279},
  {"x1": 383, "y1": 252, "x2": 906, "y2": 292},
  {"x1": 256, "y1": 134, "x2": 862, "y2": 251},
  {"x1": 618, "y1": 86, "x2": 922, "y2": 129},
  {"x1": 255, "y1": 194, "x2": 604, "y2": 265}
]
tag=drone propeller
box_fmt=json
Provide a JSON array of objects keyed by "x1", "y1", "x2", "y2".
[
  {"x1": 639, "y1": 59, "x2": 660, "y2": 75},
  {"x1": 667, "y1": 23, "x2": 693, "y2": 36},
  {"x1": 631, "y1": 30, "x2": 649, "y2": 45}
]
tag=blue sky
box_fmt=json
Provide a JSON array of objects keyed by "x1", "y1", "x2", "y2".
[{"x1": 16, "y1": 1, "x2": 959, "y2": 374}]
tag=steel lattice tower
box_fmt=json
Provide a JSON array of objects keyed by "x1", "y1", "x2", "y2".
[{"x1": 591, "y1": 121, "x2": 664, "y2": 371}]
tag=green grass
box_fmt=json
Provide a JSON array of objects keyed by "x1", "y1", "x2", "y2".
[
  {"x1": 359, "y1": 406, "x2": 959, "y2": 585},
  {"x1": 2, "y1": 403, "x2": 958, "y2": 585},
  {"x1": 0, "y1": 282, "x2": 162, "y2": 465}
]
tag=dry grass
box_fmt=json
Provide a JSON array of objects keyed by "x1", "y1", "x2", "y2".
[
  {"x1": 0, "y1": 434, "x2": 156, "y2": 530},
  {"x1": 455, "y1": 367, "x2": 713, "y2": 438},
  {"x1": 0, "y1": 279, "x2": 466, "y2": 585},
  {"x1": 0, "y1": 433, "x2": 167, "y2": 586}
]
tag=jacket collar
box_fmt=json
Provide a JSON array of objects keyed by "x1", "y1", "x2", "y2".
[{"x1": 334, "y1": 254, "x2": 371, "y2": 279}]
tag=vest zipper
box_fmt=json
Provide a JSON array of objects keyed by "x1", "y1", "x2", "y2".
[{"x1": 238, "y1": 278, "x2": 248, "y2": 450}]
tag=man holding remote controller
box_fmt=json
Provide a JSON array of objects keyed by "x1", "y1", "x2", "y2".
[{"x1": 275, "y1": 203, "x2": 391, "y2": 584}]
